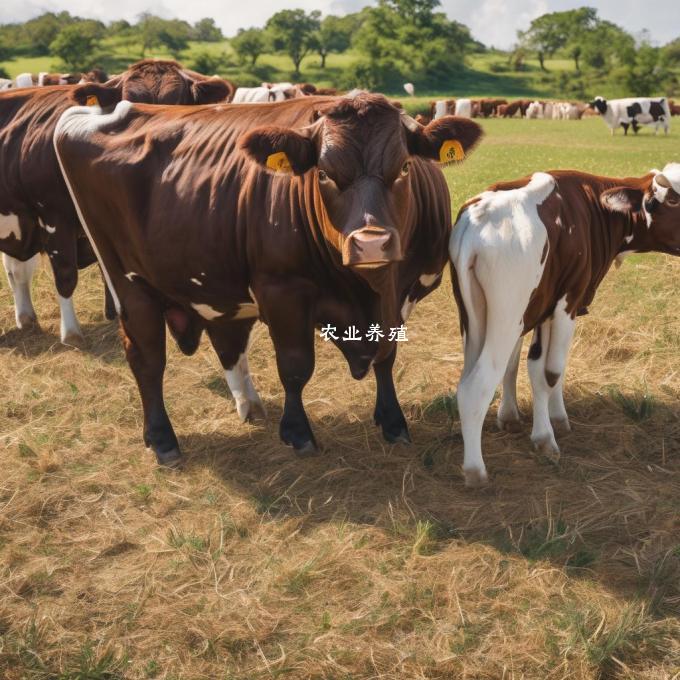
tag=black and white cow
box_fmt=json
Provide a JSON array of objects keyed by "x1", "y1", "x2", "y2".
[{"x1": 589, "y1": 96, "x2": 670, "y2": 135}]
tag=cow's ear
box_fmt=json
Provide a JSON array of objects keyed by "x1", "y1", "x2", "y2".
[
  {"x1": 192, "y1": 78, "x2": 234, "y2": 104},
  {"x1": 71, "y1": 82, "x2": 122, "y2": 108},
  {"x1": 600, "y1": 187, "x2": 643, "y2": 213},
  {"x1": 240, "y1": 125, "x2": 317, "y2": 175},
  {"x1": 405, "y1": 116, "x2": 483, "y2": 164}
]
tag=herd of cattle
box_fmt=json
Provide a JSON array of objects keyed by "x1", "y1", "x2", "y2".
[
  {"x1": 1, "y1": 59, "x2": 678, "y2": 486},
  {"x1": 423, "y1": 95, "x2": 677, "y2": 135}
]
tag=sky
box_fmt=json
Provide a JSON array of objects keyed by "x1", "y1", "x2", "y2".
[{"x1": 1, "y1": 0, "x2": 679, "y2": 49}]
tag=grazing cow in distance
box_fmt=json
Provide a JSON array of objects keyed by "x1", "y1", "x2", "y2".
[
  {"x1": 450, "y1": 165, "x2": 680, "y2": 486},
  {"x1": 478, "y1": 98, "x2": 507, "y2": 118},
  {"x1": 233, "y1": 82, "x2": 308, "y2": 103},
  {"x1": 54, "y1": 93, "x2": 482, "y2": 466},
  {"x1": 0, "y1": 60, "x2": 235, "y2": 344},
  {"x1": 668, "y1": 100, "x2": 680, "y2": 116},
  {"x1": 589, "y1": 96, "x2": 670, "y2": 135}
]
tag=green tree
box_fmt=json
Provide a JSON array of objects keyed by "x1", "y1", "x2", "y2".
[
  {"x1": 314, "y1": 15, "x2": 355, "y2": 68},
  {"x1": 50, "y1": 21, "x2": 101, "y2": 71},
  {"x1": 518, "y1": 12, "x2": 569, "y2": 71},
  {"x1": 24, "y1": 12, "x2": 68, "y2": 56},
  {"x1": 231, "y1": 28, "x2": 268, "y2": 67},
  {"x1": 194, "y1": 18, "x2": 222, "y2": 42},
  {"x1": 191, "y1": 51, "x2": 225, "y2": 75},
  {"x1": 158, "y1": 19, "x2": 192, "y2": 57},
  {"x1": 266, "y1": 9, "x2": 321, "y2": 78}
]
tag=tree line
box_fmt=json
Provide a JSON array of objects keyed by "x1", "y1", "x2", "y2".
[{"x1": 0, "y1": 2, "x2": 678, "y2": 97}]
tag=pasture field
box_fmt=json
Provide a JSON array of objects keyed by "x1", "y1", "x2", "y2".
[{"x1": 0, "y1": 117, "x2": 679, "y2": 679}]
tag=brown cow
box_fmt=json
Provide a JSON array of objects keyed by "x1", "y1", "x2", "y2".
[
  {"x1": 450, "y1": 166, "x2": 680, "y2": 486},
  {"x1": 54, "y1": 93, "x2": 482, "y2": 466},
  {"x1": 669, "y1": 100, "x2": 680, "y2": 116},
  {"x1": 0, "y1": 60, "x2": 235, "y2": 344},
  {"x1": 478, "y1": 98, "x2": 507, "y2": 118}
]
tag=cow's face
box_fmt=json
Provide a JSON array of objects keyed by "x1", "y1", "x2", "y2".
[
  {"x1": 589, "y1": 97, "x2": 607, "y2": 114},
  {"x1": 241, "y1": 94, "x2": 482, "y2": 270},
  {"x1": 70, "y1": 60, "x2": 234, "y2": 108}
]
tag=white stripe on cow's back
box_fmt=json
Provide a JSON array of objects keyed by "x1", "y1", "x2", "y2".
[{"x1": 53, "y1": 101, "x2": 135, "y2": 317}]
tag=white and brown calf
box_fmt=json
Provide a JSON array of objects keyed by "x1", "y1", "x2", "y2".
[{"x1": 450, "y1": 164, "x2": 680, "y2": 487}]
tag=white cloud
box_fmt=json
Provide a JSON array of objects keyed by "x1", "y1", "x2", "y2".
[{"x1": 1, "y1": 0, "x2": 678, "y2": 46}]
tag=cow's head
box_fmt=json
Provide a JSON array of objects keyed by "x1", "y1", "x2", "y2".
[
  {"x1": 589, "y1": 96, "x2": 607, "y2": 114},
  {"x1": 71, "y1": 60, "x2": 234, "y2": 108},
  {"x1": 601, "y1": 163, "x2": 680, "y2": 255},
  {"x1": 241, "y1": 93, "x2": 482, "y2": 270}
]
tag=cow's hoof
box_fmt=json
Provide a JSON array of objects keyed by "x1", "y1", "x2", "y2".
[
  {"x1": 532, "y1": 436, "x2": 560, "y2": 464},
  {"x1": 551, "y1": 417, "x2": 571, "y2": 434},
  {"x1": 384, "y1": 427, "x2": 411, "y2": 445},
  {"x1": 294, "y1": 440, "x2": 318, "y2": 457},
  {"x1": 18, "y1": 313, "x2": 38, "y2": 329},
  {"x1": 497, "y1": 417, "x2": 523, "y2": 433},
  {"x1": 237, "y1": 398, "x2": 267, "y2": 423},
  {"x1": 463, "y1": 467, "x2": 489, "y2": 488},
  {"x1": 155, "y1": 447, "x2": 183, "y2": 468},
  {"x1": 62, "y1": 332, "x2": 86, "y2": 348}
]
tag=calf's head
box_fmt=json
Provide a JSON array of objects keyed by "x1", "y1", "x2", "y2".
[
  {"x1": 601, "y1": 163, "x2": 680, "y2": 255},
  {"x1": 241, "y1": 93, "x2": 481, "y2": 270}
]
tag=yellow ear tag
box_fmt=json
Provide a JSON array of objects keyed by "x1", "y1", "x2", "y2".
[
  {"x1": 266, "y1": 151, "x2": 292, "y2": 173},
  {"x1": 439, "y1": 139, "x2": 464, "y2": 163},
  {"x1": 86, "y1": 94, "x2": 99, "y2": 107}
]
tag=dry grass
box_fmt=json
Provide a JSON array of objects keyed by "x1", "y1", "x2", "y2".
[{"x1": 1, "y1": 120, "x2": 679, "y2": 678}]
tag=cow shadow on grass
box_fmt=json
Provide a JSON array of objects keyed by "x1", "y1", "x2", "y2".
[
  {"x1": 0, "y1": 319, "x2": 123, "y2": 362},
  {"x1": 181, "y1": 389, "x2": 680, "y2": 617}
]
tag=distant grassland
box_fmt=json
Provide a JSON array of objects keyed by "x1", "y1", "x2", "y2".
[
  {"x1": 0, "y1": 114, "x2": 679, "y2": 678},
  {"x1": 1, "y1": 39, "x2": 607, "y2": 99}
]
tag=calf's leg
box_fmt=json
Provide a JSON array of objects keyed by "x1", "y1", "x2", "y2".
[
  {"x1": 2, "y1": 253, "x2": 39, "y2": 329},
  {"x1": 497, "y1": 336, "x2": 523, "y2": 431},
  {"x1": 120, "y1": 290, "x2": 180, "y2": 467},
  {"x1": 207, "y1": 318, "x2": 265, "y2": 422},
  {"x1": 528, "y1": 299, "x2": 576, "y2": 460}
]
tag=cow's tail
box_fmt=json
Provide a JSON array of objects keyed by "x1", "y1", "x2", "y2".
[{"x1": 449, "y1": 208, "x2": 486, "y2": 380}]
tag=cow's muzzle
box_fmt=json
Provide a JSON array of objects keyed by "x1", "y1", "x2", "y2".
[{"x1": 342, "y1": 226, "x2": 402, "y2": 268}]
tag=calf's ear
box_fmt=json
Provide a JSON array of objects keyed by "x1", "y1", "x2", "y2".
[
  {"x1": 192, "y1": 78, "x2": 234, "y2": 104},
  {"x1": 71, "y1": 82, "x2": 122, "y2": 108},
  {"x1": 240, "y1": 126, "x2": 317, "y2": 175},
  {"x1": 600, "y1": 187, "x2": 643, "y2": 213},
  {"x1": 405, "y1": 116, "x2": 483, "y2": 164}
]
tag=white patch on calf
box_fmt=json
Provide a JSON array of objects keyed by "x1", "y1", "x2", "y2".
[
  {"x1": 190, "y1": 277, "x2": 202, "y2": 286},
  {"x1": 125, "y1": 272, "x2": 138, "y2": 281},
  {"x1": 191, "y1": 302, "x2": 224, "y2": 320},
  {"x1": 419, "y1": 273, "x2": 439, "y2": 288}
]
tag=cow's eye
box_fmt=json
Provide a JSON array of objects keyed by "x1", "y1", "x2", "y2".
[
  {"x1": 318, "y1": 170, "x2": 329, "y2": 182},
  {"x1": 400, "y1": 162, "x2": 410, "y2": 177},
  {"x1": 667, "y1": 196, "x2": 679, "y2": 207}
]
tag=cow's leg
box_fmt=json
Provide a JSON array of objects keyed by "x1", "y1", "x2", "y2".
[
  {"x1": 497, "y1": 336, "x2": 523, "y2": 432},
  {"x1": 103, "y1": 275, "x2": 117, "y2": 320},
  {"x1": 2, "y1": 253, "x2": 39, "y2": 329},
  {"x1": 206, "y1": 319, "x2": 265, "y2": 422},
  {"x1": 47, "y1": 243, "x2": 84, "y2": 345},
  {"x1": 373, "y1": 345, "x2": 409, "y2": 444},
  {"x1": 528, "y1": 302, "x2": 575, "y2": 459},
  {"x1": 549, "y1": 375, "x2": 570, "y2": 433},
  {"x1": 121, "y1": 290, "x2": 180, "y2": 467},
  {"x1": 262, "y1": 283, "x2": 317, "y2": 454},
  {"x1": 457, "y1": 318, "x2": 523, "y2": 488},
  {"x1": 57, "y1": 294, "x2": 83, "y2": 346},
  {"x1": 621, "y1": 122, "x2": 629, "y2": 135}
]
